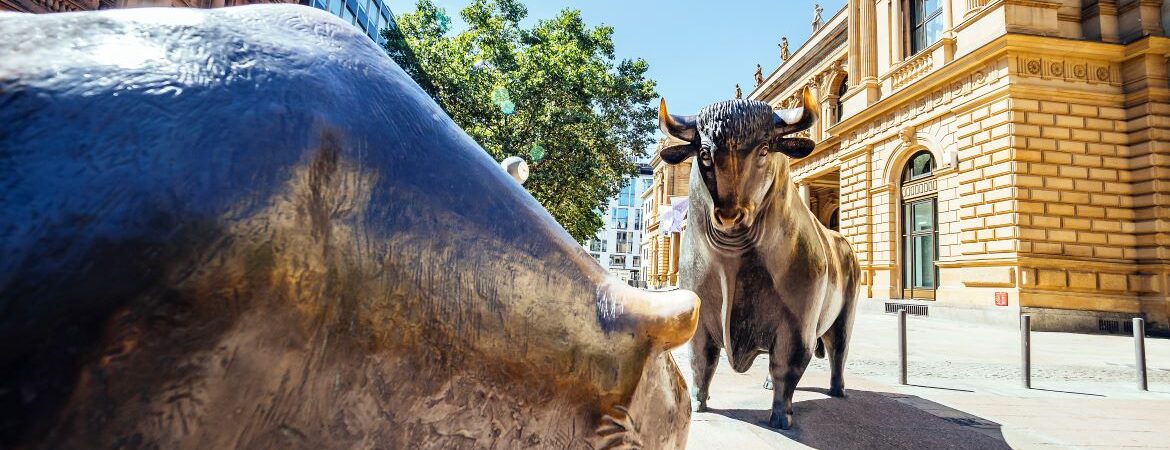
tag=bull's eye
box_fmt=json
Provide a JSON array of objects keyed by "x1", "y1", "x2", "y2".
[
  {"x1": 699, "y1": 149, "x2": 712, "y2": 166},
  {"x1": 759, "y1": 145, "x2": 768, "y2": 158}
]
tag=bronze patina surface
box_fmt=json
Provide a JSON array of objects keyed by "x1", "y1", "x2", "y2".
[
  {"x1": 0, "y1": 6, "x2": 698, "y2": 448},
  {"x1": 657, "y1": 89, "x2": 861, "y2": 430}
]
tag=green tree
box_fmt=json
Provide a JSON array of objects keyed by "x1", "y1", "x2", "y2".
[{"x1": 384, "y1": 0, "x2": 658, "y2": 242}]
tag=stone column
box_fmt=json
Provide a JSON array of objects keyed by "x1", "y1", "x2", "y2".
[
  {"x1": 848, "y1": 0, "x2": 861, "y2": 86},
  {"x1": 859, "y1": 0, "x2": 878, "y2": 83},
  {"x1": 844, "y1": 0, "x2": 881, "y2": 104},
  {"x1": 657, "y1": 235, "x2": 669, "y2": 283},
  {"x1": 891, "y1": 0, "x2": 904, "y2": 62}
]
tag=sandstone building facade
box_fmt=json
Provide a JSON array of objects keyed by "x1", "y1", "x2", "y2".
[
  {"x1": 641, "y1": 147, "x2": 692, "y2": 289},
  {"x1": 647, "y1": 0, "x2": 1170, "y2": 333}
]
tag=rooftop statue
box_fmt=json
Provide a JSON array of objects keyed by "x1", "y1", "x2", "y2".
[
  {"x1": 0, "y1": 6, "x2": 699, "y2": 449},
  {"x1": 780, "y1": 37, "x2": 791, "y2": 62},
  {"x1": 656, "y1": 89, "x2": 861, "y2": 430},
  {"x1": 755, "y1": 64, "x2": 764, "y2": 86}
]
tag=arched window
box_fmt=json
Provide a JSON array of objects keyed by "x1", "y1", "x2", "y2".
[
  {"x1": 835, "y1": 75, "x2": 848, "y2": 124},
  {"x1": 903, "y1": 150, "x2": 935, "y2": 182},
  {"x1": 900, "y1": 150, "x2": 938, "y2": 299}
]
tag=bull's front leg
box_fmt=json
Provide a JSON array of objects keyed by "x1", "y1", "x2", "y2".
[
  {"x1": 688, "y1": 326, "x2": 719, "y2": 412},
  {"x1": 767, "y1": 332, "x2": 813, "y2": 430}
]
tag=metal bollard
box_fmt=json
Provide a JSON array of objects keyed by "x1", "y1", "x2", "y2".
[
  {"x1": 898, "y1": 309, "x2": 907, "y2": 385},
  {"x1": 1021, "y1": 314, "x2": 1031, "y2": 389},
  {"x1": 1135, "y1": 318, "x2": 1147, "y2": 391}
]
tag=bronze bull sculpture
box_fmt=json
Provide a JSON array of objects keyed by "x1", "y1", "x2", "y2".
[
  {"x1": 658, "y1": 89, "x2": 861, "y2": 430},
  {"x1": 0, "y1": 6, "x2": 699, "y2": 449}
]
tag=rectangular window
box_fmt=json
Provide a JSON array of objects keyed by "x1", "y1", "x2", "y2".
[
  {"x1": 909, "y1": 0, "x2": 944, "y2": 55},
  {"x1": 341, "y1": 6, "x2": 354, "y2": 23},
  {"x1": 588, "y1": 239, "x2": 606, "y2": 253},
  {"x1": 590, "y1": 253, "x2": 601, "y2": 263},
  {"x1": 615, "y1": 231, "x2": 633, "y2": 254},
  {"x1": 611, "y1": 208, "x2": 629, "y2": 229},
  {"x1": 619, "y1": 180, "x2": 636, "y2": 207},
  {"x1": 634, "y1": 209, "x2": 642, "y2": 230},
  {"x1": 632, "y1": 255, "x2": 641, "y2": 267},
  {"x1": 328, "y1": 0, "x2": 342, "y2": 15},
  {"x1": 610, "y1": 254, "x2": 626, "y2": 267}
]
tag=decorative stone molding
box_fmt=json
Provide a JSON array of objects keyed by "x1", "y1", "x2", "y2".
[
  {"x1": 791, "y1": 143, "x2": 844, "y2": 178},
  {"x1": 842, "y1": 59, "x2": 1003, "y2": 148},
  {"x1": 901, "y1": 177, "x2": 937, "y2": 200},
  {"x1": 898, "y1": 125, "x2": 916, "y2": 145},
  {"x1": 965, "y1": 0, "x2": 990, "y2": 17},
  {"x1": 891, "y1": 51, "x2": 934, "y2": 89},
  {"x1": 1014, "y1": 55, "x2": 1120, "y2": 86}
]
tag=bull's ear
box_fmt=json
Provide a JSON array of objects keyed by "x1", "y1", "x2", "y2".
[
  {"x1": 770, "y1": 137, "x2": 815, "y2": 158},
  {"x1": 659, "y1": 98, "x2": 698, "y2": 143},
  {"x1": 772, "y1": 87, "x2": 818, "y2": 136},
  {"x1": 659, "y1": 142, "x2": 698, "y2": 165}
]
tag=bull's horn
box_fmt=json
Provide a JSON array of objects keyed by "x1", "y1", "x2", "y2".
[
  {"x1": 597, "y1": 279, "x2": 700, "y2": 351},
  {"x1": 658, "y1": 98, "x2": 698, "y2": 143},
  {"x1": 772, "y1": 87, "x2": 818, "y2": 136}
]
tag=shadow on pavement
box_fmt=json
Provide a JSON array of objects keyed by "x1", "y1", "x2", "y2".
[
  {"x1": 1031, "y1": 387, "x2": 1104, "y2": 397},
  {"x1": 906, "y1": 384, "x2": 975, "y2": 393},
  {"x1": 707, "y1": 388, "x2": 1011, "y2": 450}
]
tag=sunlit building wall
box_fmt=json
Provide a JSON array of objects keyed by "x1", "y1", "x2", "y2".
[{"x1": 734, "y1": 1, "x2": 1170, "y2": 334}]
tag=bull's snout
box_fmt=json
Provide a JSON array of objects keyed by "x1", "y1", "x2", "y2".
[{"x1": 713, "y1": 208, "x2": 745, "y2": 229}]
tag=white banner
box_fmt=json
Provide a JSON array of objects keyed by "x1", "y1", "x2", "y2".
[{"x1": 669, "y1": 195, "x2": 683, "y2": 231}]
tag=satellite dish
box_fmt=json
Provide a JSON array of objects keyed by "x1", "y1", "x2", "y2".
[{"x1": 501, "y1": 156, "x2": 529, "y2": 184}]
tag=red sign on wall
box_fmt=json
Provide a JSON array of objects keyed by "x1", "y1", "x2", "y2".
[{"x1": 994, "y1": 292, "x2": 1009, "y2": 306}]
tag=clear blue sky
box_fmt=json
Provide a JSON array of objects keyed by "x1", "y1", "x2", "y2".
[{"x1": 387, "y1": 0, "x2": 845, "y2": 139}]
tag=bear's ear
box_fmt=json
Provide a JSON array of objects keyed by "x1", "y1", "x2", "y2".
[{"x1": 659, "y1": 142, "x2": 698, "y2": 165}]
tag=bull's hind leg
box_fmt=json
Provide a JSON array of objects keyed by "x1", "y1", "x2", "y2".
[
  {"x1": 823, "y1": 289, "x2": 858, "y2": 397},
  {"x1": 767, "y1": 334, "x2": 813, "y2": 430},
  {"x1": 689, "y1": 327, "x2": 719, "y2": 412}
]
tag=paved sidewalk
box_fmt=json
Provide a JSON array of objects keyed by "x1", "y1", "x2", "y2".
[{"x1": 679, "y1": 309, "x2": 1170, "y2": 449}]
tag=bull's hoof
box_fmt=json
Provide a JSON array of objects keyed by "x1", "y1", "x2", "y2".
[
  {"x1": 767, "y1": 411, "x2": 793, "y2": 430},
  {"x1": 692, "y1": 399, "x2": 709, "y2": 412},
  {"x1": 829, "y1": 386, "x2": 846, "y2": 398},
  {"x1": 762, "y1": 376, "x2": 773, "y2": 390}
]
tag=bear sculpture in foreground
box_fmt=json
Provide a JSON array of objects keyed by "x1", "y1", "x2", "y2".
[{"x1": 0, "y1": 6, "x2": 699, "y2": 449}]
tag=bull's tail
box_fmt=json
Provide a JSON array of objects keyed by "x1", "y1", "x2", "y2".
[{"x1": 814, "y1": 338, "x2": 825, "y2": 359}]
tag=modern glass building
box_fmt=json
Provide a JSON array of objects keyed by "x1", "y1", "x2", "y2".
[{"x1": 307, "y1": 0, "x2": 392, "y2": 44}]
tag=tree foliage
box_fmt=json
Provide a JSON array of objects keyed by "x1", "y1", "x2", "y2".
[{"x1": 384, "y1": 0, "x2": 658, "y2": 242}]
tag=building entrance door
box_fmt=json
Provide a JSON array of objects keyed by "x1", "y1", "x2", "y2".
[{"x1": 902, "y1": 197, "x2": 938, "y2": 299}]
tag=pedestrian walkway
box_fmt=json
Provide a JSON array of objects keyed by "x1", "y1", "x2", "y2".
[{"x1": 679, "y1": 309, "x2": 1170, "y2": 449}]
